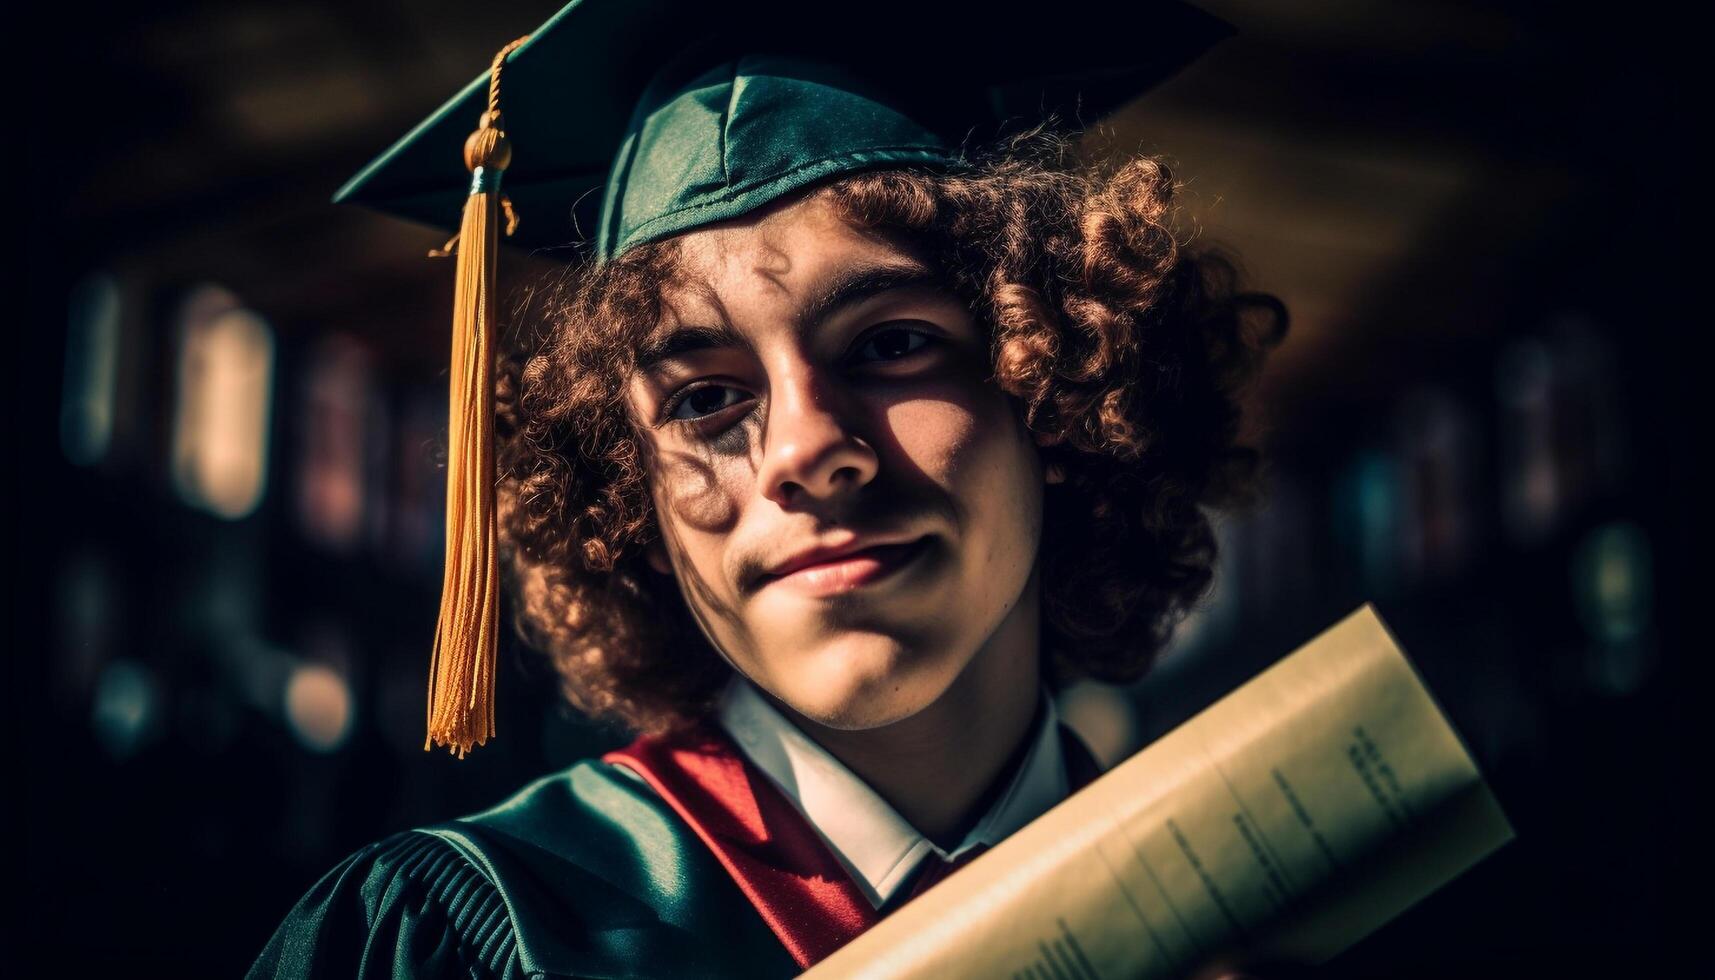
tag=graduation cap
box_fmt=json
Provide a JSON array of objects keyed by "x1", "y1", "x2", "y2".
[{"x1": 343, "y1": 0, "x2": 1231, "y2": 756}]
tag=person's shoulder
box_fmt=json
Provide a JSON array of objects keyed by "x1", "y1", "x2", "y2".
[
  {"x1": 441, "y1": 750, "x2": 682, "y2": 861},
  {"x1": 245, "y1": 823, "x2": 522, "y2": 979},
  {"x1": 248, "y1": 756, "x2": 793, "y2": 980}
]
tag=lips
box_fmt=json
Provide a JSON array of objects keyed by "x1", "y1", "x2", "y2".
[{"x1": 757, "y1": 536, "x2": 929, "y2": 597}]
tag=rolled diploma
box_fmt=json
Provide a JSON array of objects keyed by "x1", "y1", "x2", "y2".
[{"x1": 805, "y1": 605, "x2": 1515, "y2": 979}]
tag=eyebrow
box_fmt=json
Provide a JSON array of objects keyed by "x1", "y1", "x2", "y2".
[
  {"x1": 794, "y1": 261, "x2": 944, "y2": 334},
  {"x1": 635, "y1": 324, "x2": 744, "y2": 371},
  {"x1": 634, "y1": 260, "x2": 946, "y2": 373}
]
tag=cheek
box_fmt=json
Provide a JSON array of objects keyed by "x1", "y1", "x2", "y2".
[
  {"x1": 886, "y1": 402, "x2": 976, "y2": 481},
  {"x1": 651, "y1": 447, "x2": 746, "y2": 535},
  {"x1": 881, "y1": 381, "x2": 1026, "y2": 499},
  {"x1": 649, "y1": 444, "x2": 760, "y2": 630},
  {"x1": 884, "y1": 382, "x2": 1043, "y2": 593},
  {"x1": 650, "y1": 457, "x2": 752, "y2": 653}
]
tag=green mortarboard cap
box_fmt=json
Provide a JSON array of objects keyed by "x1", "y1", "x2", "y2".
[{"x1": 335, "y1": 0, "x2": 1231, "y2": 260}]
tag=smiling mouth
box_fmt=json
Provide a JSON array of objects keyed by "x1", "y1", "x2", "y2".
[{"x1": 759, "y1": 536, "x2": 931, "y2": 597}]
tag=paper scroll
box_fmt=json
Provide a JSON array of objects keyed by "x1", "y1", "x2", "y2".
[{"x1": 805, "y1": 606, "x2": 1514, "y2": 979}]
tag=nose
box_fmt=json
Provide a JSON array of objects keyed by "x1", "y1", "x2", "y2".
[{"x1": 758, "y1": 366, "x2": 877, "y2": 509}]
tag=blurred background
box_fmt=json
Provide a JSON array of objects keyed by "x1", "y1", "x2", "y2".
[{"x1": 8, "y1": 0, "x2": 1694, "y2": 974}]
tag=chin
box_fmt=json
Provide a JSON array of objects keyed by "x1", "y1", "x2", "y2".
[{"x1": 771, "y1": 631, "x2": 963, "y2": 732}]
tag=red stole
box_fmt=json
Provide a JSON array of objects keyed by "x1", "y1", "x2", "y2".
[
  {"x1": 604, "y1": 721, "x2": 1104, "y2": 970},
  {"x1": 604, "y1": 726, "x2": 876, "y2": 968}
]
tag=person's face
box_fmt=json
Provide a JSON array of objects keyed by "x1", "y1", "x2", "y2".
[{"x1": 627, "y1": 192, "x2": 1053, "y2": 731}]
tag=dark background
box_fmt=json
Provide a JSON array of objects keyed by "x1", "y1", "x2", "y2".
[{"x1": 8, "y1": 0, "x2": 1696, "y2": 974}]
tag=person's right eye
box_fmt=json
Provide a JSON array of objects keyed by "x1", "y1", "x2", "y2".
[{"x1": 664, "y1": 383, "x2": 750, "y2": 422}]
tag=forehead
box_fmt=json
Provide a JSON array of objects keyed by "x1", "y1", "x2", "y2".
[{"x1": 659, "y1": 191, "x2": 915, "y2": 317}]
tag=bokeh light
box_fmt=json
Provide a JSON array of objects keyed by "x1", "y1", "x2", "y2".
[
  {"x1": 296, "y1": 335, "x2": 373, "y2": 551},
  {"x1": 284, "y1": 663, "x2": 354, "y2": 754},
  {"x1": 60, "y1": 273, "x2": 121, "y2": 467},
  {"x1": 91, "y1": 659, "x2": 159, "y2": 760},
  {"x1": 170, "y1": 286, "x2": 275, "y2": 520}
]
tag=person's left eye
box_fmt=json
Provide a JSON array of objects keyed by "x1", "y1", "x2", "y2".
[{"x1": 851, "y1": 325, "x2": 933, "y2": 364}]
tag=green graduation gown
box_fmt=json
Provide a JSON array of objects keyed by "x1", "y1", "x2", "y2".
[
  {"x1": 248, "y1": 723, "x2": 1103, "y2": 979},
  {"x1": 246, "y1": 756, "x2": 800, "y2": 979}
]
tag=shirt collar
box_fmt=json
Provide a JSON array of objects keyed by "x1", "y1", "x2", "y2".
[{"x1": 715, "y1": 676, "x2": 1069, "y2": 909}]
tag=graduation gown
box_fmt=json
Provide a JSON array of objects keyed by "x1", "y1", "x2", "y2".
[{"x1": 248, "y1": 721, "x2": 1103, "y2": 979}]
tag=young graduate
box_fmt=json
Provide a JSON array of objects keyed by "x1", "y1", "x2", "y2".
[{"x1": 250, "y1": 1, "x2": 1283, "y2": 976}]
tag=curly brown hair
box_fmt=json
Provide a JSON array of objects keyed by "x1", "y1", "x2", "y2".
[{"x1": 496, "y1": 131, "x2": 1286, "y2": 736}]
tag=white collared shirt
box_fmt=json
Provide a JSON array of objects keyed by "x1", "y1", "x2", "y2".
[{"x1": 716, "y1": 675, "x2": 1070, "y2": 909}]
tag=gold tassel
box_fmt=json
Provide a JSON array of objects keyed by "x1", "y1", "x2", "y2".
[{"x1": 426, "y1": 36, "x2": 529, "y2": 757}]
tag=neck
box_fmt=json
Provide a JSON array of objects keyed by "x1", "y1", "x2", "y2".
[{"x1": 772, "y1": 570, "x2": 1044, "y2": 843}]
